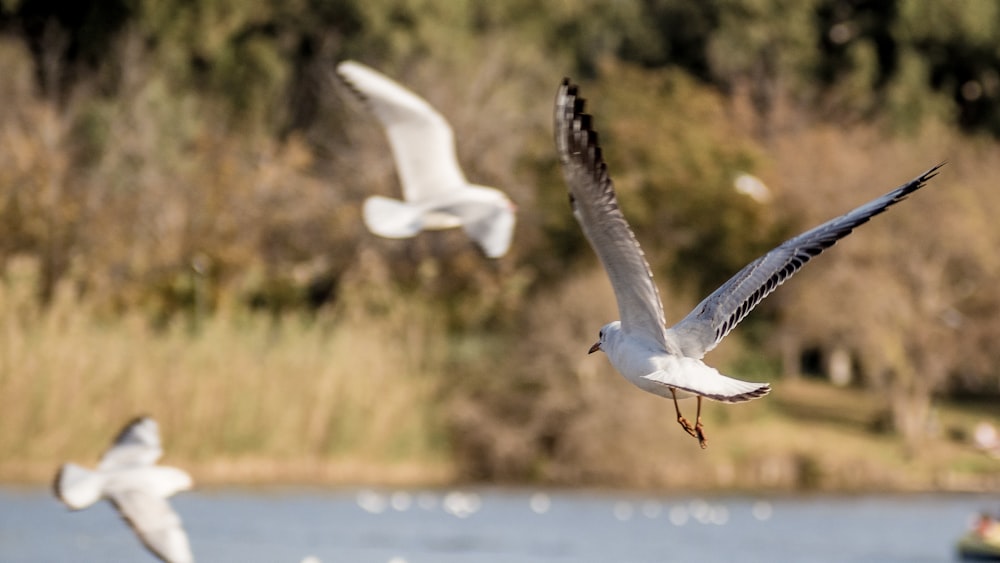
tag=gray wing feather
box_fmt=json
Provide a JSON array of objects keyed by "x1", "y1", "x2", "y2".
[
  {"x1": 668, "y1": 164, "x2": 943, "y2": 357},
  {"x1": 110, "y1": 490, "x2": 194, "y2": 563},
  {"x1": 555, "y1": 80, "x2": 668, "y2": 349},
  {"x1": 99, "y1": 416, "x2": 162, "y2": 470}
]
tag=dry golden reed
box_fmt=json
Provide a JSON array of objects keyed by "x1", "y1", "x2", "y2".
[{"x1": 0, "y1": 257, "x2": 453, "y2": 483}]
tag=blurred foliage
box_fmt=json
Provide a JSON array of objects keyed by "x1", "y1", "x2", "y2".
[{"x1": 1, "y1": 0, "x2": 1000, "y2": 482}]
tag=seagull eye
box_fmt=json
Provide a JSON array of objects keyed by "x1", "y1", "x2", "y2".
[{"x1": 598, "y1": 330, "x2": 604, "y2": 340}]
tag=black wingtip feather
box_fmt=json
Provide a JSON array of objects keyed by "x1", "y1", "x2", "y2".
[
  {"x1": 556, "y1": 79, "x2": 609, "y2": 180},
  {"x1": 334, "y1": 65, "x2": 369, "y2": 105},
  {"x1": 897, "y1": 162, "x2": 945, "y2": 199},
  {"x1": 52, "y1": 464, "x2": 66, "y2": 504},
  {"x1": 112, "y1": 415, "x2": 150, "y2": 442}
]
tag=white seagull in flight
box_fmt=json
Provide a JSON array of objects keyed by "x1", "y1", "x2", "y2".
[
  {"x1": 554, "y1": 78, "x2": 941, "y2": 448},
  {"x1": 336, "y1": 60, "x2": 516, "y2": 258},
  {"x1": 54, "y1": 416, "x2": 195, "y2": 563}
]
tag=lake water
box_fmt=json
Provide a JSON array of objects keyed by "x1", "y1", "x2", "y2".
[{"x1": 0, "y1": 486, "x2": 995, "y2": 562}]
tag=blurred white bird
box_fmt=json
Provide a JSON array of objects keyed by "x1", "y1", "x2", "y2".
[
  {"x1": 54, "y1": 416, "x2": 194, "y2": 563},
  {"x1": 733, "y1": 173, "x2": 772, "y2": 203},
  {"x1": 336, "y1": 60, "x2": 516, "y2": 258},
  {"x1": 555, "y1": 78, "x2": 941, "y2": 448}
]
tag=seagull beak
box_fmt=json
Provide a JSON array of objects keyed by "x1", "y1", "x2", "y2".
[{"x1": 588, "y1": 341, "x2": 602, "y2": 354}]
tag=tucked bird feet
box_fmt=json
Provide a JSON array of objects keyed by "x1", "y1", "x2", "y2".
[{"x1": 695, "y1": 417, "x2": 708, "y2": 449}]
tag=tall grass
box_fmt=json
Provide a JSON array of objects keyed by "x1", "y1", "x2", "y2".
[{"x1": 0, "y1": 256, "x2": 453, "y2": 483}]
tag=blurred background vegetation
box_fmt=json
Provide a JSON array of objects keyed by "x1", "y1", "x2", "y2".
[{"x1": 1, "y1": 0, "x2": 998, "y2": 490}]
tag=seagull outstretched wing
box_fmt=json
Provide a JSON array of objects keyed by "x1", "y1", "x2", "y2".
[
  {"x1": 337, "y1": 60, "x2": 467, "y2": 202},
  {"x1": 99, "y1": 416, "x2": 163, "y2": 470},
  {"x1": 555, "y1": 79, "x2": 669, "y2": 351},
  {"x1": 110, "y1": 490, "x2": 194, "y2": 563},
  {"x1": 668, "y1": 164, "x2": 943, "y2": 357}
]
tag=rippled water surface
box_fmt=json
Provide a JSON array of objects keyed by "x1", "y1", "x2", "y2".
[{"x1": 1, "y1": 486, "x2": 994, "y2": 562}]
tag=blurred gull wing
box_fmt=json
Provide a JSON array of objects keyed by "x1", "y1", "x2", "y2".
[
  {"x1": 459, "y1": 202, "x2": 516, "y2": 259},
  {"x1": 555, "y1": 79, "x2": 669, "y2": 350},
  {"x1": 99, "y1": 416, "x2": 163, "y2": 471},
  {"x1": 336, "y1": 60, "x2": 468, "y2": 202},
  {"x1": 668, "y1": 164, "x2": 943, "y2": 357},
  {"x1": 110, "y1": 490, "x2": 194, "y2": 563}
]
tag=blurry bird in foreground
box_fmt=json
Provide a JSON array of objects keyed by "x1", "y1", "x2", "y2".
[
  {"x1": 555, "y1": 78, "x2": 941, "y2": 449},
  {"x1": 336, "y1": 60, "x2": 516, "y2": 258},
  {"x1": 54, "y1": 416, "x2": 194, "y2": 563}
]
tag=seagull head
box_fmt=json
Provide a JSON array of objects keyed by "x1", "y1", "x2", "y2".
[{"x1": 589, "y1": 321, "x2": 620, "y2": 354}]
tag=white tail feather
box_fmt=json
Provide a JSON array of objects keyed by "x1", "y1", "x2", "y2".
[
  {"x1": 54, "y1": 463, "x2": 105, "y2": 510},
  {"x1": 362, "y1": 196, "x2": 423, "y2": 239},
  {"x1": 641, "y1": 360, "x2": 771, "y2": 404}
]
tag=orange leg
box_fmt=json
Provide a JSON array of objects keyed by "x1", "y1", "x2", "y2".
[
  {"x1": 694, "y1": 396, "x2": 707, "y2": 449},
  {"x1": 670, "y1": 388, "x2": 698, "y2": 439}
]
